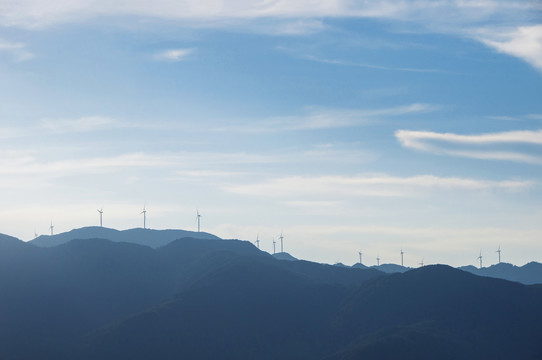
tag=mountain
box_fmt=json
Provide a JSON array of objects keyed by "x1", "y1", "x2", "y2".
[
  {"x1": 2, "y1": 230, "x2": 542, "y2": 359},
  {"x1": 352, "y1": 263, "x2": 368, "y2": 269},
  {"x1": 326, "y1": 265, "x2": 542, "y2": 359},
  {"x1": 76, "y1": 264, "x2": 542, "y2": 360},
  {"x1": 371, "y1": 263, "x2": 411, "y2": 273},
  {"x1": 459, "y1": 262, "x2": 542, "y2": 285},
  {"x1": 30, "y1": 226, "x2": 220, "y2": 248},
  {"x1": 0, "y1": 234, "x2": 383, "y2": 359},
  {"x1": 273, "y1": 251, "x2": 297, "y2": 261}
]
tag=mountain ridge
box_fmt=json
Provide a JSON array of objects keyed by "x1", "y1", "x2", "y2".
[{"x1": 29, "y1": 226, "x2": 220, "y2": 248}]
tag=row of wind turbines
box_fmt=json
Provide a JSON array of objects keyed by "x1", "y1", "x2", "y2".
[
  {"x1": 42, "y1": 206, "x2": 204, "y2": 237},
  {"x1": 355, "y1": 246, "x2": 505, "y2": 269},
  {"x1": 254, "y1": 232, "x2": 286, "y2": 254},
  {"x1": 41, "y1": 210, "x2": 504, "y2": 269}
]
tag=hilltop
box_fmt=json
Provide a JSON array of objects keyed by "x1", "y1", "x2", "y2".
[
  {"x1": 0, "y1": 229, "x2": 541, "y2": 359},
  {"x1": 30, "y1": 226, "x2": 219, "y2": 248}
]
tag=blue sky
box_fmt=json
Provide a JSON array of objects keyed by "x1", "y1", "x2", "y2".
[{"x1": 1, "y1": 1, "x2": 541, "y2": 267}]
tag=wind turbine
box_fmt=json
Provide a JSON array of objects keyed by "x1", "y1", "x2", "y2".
[
  {"x1": 34, "y1": 229, "x2": 38, "y2": 238},
  {"x1": 255, "y1": 233, "x2": 260, "y2": 249},
  {"x1": 358, "y1": 251, "x2": 363, "y2": 265},
  {"x1": 496, "y1": 245, "x2": 502, "y2": 264},
  {"x1": 419, "y1": 259, "x2": 424, "y2": 267},
  {"x1": 141, "y1": 205, "x2": 147, "y2": 229},
  {"x1": 376, "y1": 254, "x2": 380, "y2": 266},
  {"x1": 97, "y1": 207, "x2": 103, "y2": 227},
  {"x1": 477, "y1": 251, "x2": 483, "y2": 269},
  {"x1": 272, "y1": 238, "x2": 276, "y2": 254},
  {"x1": 400, "y1": 248, "x2": 405, "y2": 267},
  {"x1": 196, "y1": 210, "x2": 202, "y2": 232},
  {"x1": 49, "y1": 221, "x2": 54, "y2": 236},
  {"x1": 279, "y1": 232, "x2": 284, "y2": 253}
]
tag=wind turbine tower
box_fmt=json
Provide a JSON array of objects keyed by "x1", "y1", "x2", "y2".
[
  {"x1": 496, "y1": 245, "x2": 502, "y2": 264},
  {"x1": 478, "y1": 251, "x2": 483, "y2": 269},
  {"x1": 400, "y1": 248, "x2": 404, "y2": 267},
  {"x1": 419, "y1": 259, "x2": 424, "y2": 267},
  {"x1": 256, "y1": 234, "x2": 260, "y2": 249},
  {"x1": 97, "y1": 207, "x2": 103, "y2": 227},
  {"x1": 272, "y1": 238, "x2": 276, "y2": 254},
  {"x1": 376, "y1": 255, "x2": 380, "y2": 266},
  {"x1": 49, "y1": 221, "x2": 54, "y2": 236},
  {"x1": 196, "y1": 210, "x2": 202, "y2": 232},
  {"x1": 358, "y1": 251, "x2": 363, "y2": 265},
  {"x1": 279, "y1": 232, "x2": 284, "y2": 253},
  {"x1": 141, "y1": 205, "x2": 147, "y2": 229}
]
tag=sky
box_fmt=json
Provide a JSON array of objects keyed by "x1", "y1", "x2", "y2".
[{"x1": 1, "y1": 0, "x2": 541, "y2": 267}]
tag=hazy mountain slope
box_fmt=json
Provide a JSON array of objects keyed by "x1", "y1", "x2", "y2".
[
  {"x1": 30, "y1": 226, "x2": 219, "y2": 248},
  {"x1": 77, "y1": 259, "x2": 350, "y2": 360},
  {"x1": 0, "y1": 233, "x2": 384, "y2": 359},
  {"x1": 0, "y1": 238, "x2": 176, "y2": 358},
  {"x1": 327, "y1": 265, "x2": 542, "y2": 360},
  {"x1": 459, "y1": 262, "x2": 542, "y2": 284},
  {"x1": 273, "y1": 251, "x2": 297, "y2": 261},
  {"x1": 77, "y1": 265, "x2": 542, "y2": 360},
  {"x1": 371, "y1": 263, "x2": 410, "y2": 273}
]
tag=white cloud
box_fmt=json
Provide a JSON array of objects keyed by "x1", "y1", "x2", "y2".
[
  {"x1": 298, "y1": 53, "x2": 446, "y2": 73},
  {"x1": 217, "y1": 104, "x2": 436, "y2": 132},
  {"x1": 0, "y1": 1, "x2": 534, "y2": 28},
  {"x1": 153, "y1": 48, "x2": 194, "y2": 62},
  {"x1": 0, "y1": 39, "x2": 34, "y2": 61},
  {"x1": 476, "y1": 25, "x2": 542, "y2": 73},
  {"x1": 225, "y1": 174, "x2": 532, "y2": 198},
  {"x1": 1, "y1": 1, "x2": 540, "y2": 72},
  {"x1": 39, "y1": 116, "x2": 118, "y2": 133},
  {"x1": 396, "y1": 129, "x2": 542, "y2": 146},
  {"x1": 265, "y1": 19, "x2": 326, "y2": 35},
  {"x1": 396, "y1": 129, "x2": 542, "y2": 164}
]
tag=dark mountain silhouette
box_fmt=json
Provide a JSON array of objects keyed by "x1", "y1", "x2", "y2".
[
  {"x1": 0, "y1": 234, "x2": 382, "y2": 359},
  {"x1": 371, "y1": 263, "x2": 411, "y2": 273},
  {"x1": 325, "y1": 265, "x2": 542, "y2": 359},
  {"x1": 273, "y1": 251, "x2": 297, "y2": 261},
  {"x1": 30, "y1": 226, "x2": 219, "y2": 248},
  {"x1": 77, "y1": 264, "x2": 542, "y2": 360},
  {"x1": 365, "y1": 261, "x2": 542, "y2": 285},
  {"x1": 351, "y1": 263, "x2": 368, "y2": 269},
  {"x1": 1, "y1": 229, "x2": 542, "y2": 359},
  {"x1": 459, "y1": 262, "x2": 542, "y2": 285}
]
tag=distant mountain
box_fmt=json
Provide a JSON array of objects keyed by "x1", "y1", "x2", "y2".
[
  {"x1": 459, "y1": 262, "x2": 542, "y2": 285},
  {"x1": 352, "y1": 263, "x2": 368, "y2": 269},
  {"x1": 0, "y1": 233, "x2": 27, "y2": 249},
  {"x1": 30, "y1": 226, "x2": 220, "y2": 248},
  {"x1": 76, "y1": 264, "x2": 542, "y2": 360},
  {"x1": 273, "y1": 252, "x2": 297, "y2": 261},
  {"x1": 371, "y1": 263, "x2": 411, "y2": 273},
  {"x1": 0, "y1": 235, "x2": 383, "y2": 359},
  {"x1": 325, "y1": 266, "x2": 542, "y2": 359},
  {"x1": 2, "y1": 231, "x2": 542, "y2": 359}
]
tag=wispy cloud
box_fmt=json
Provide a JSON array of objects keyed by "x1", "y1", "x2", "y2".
[
  {"x1": 216, "y1": 104, "x2": 436, "y2": 132},
  {"x1": 1, "y1": 1, "x2": 533, "y2": 27},
  {"x1": 396, "y1": 129, "x2": 542, "y2": 146},
  {"x1": 395, "y1": 129, "x2": 542, "y2": 164},
  {"x1": 476, "y1": 25, "x2": 542, "y2": 73},
  {"x1": 225, "y1": 174, "x2": 532, "y2": 198},
  {"x1": 0, "y1": 39, "x2": 34, "y2": 62},
  {"x1": 39, "y1": 116, "x2": 118, "y2": 133},
  {"x1": 1, "y1": 1, "x2": 540, "y2": 73},
  {"x1": 299, "y1": 53, "x2": 446, "y2": 73},
  {"x1": 153, "y1": 48, "x2": 194, "y2": 62}
]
